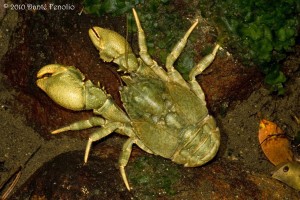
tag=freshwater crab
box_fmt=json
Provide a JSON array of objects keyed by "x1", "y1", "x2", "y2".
[{"x1": 36, "y1": 8, "x2": 220, "y2": 190}]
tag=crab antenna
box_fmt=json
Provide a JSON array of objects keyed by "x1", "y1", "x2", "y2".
[{"x1": 125, "y1": 12, "x2": 129, "y2": 71}]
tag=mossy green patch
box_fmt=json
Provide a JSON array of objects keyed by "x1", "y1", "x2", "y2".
[
  {"x1": 199, "y1": 0, "x2": 299, "y2": 94},
  {"x1": 128, "y1": 156, "x2": 181, "y2": 197}
]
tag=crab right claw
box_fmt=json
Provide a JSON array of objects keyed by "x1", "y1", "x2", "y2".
[{"x1": 88, "y1": 27, "x2": 139, "y2": 72}]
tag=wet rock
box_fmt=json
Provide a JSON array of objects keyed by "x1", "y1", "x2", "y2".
[
  {"x1": 199, "y1": 54, "x2": 262, "y2": 113},
  {"x1": 11, "y1": 146, "x2": 133, "y2": 200},
  {"x1": 128, "y1": 153, "x2": 300, "y2": 199},
  {"x1": 11, "y1": 145, "x2": 300, "y2": 199},
  {"x1": 0, "y1": 7, "x2": 18, "y2": 59}
]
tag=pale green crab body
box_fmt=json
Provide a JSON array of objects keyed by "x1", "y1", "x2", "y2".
[
  {"x1": 121, "y1": 75, "x2": 219, "y2": 166},
  {"x1": 36, "y1": 9, "x2": 220, "y2": 190}
]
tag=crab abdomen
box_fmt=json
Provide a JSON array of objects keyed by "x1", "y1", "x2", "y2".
[
  {"x1": 171, "y1": 115, "x2": 220, "y2": 167},
  {"x1": 131, "y1": 116, "x2": 220, "y2": 167}
]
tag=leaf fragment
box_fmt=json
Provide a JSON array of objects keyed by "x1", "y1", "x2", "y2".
[{"x1": 258, "y1": 119, "x2": 293, "y2": 165}]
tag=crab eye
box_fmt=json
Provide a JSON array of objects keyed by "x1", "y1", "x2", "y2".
[{"x1": 283, "y1": 165, "x2": 289, "y2": 172}]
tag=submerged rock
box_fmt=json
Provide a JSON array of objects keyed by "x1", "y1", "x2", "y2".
[
  {"x1": 10, "y1": 145, "x2": 300, "y2": 199},
  {"x1": 10, "y1": 148, "x2": 133, "y2": 200}
]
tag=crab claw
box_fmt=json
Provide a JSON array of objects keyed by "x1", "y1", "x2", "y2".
[
  {"x1": 36, "y1": 64, "x2": 107, "y2": 111},
  {"x1": 89, "y1": 27, "x2": 138, "y2": 72},
  {"x1": 36, "y1": 64, "x2": 86, "y2": 111}
]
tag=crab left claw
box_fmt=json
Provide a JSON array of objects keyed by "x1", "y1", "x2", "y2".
[
  {"x1": 37, "y1": 64, "x2": 109, "y2": 112},
  {"x1": 36, "y1": 64, "x2": 88, "y2": 111}
]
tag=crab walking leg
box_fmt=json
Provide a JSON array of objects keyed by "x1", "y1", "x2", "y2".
[
  {"x1": 116, "y1": 124, "x2": 154, "y2": 155},
  {"x1": 83, "y1": 121, "x2": 140, "y2": 190},
  {"x1": 118, "y1": 137, "x2": 155, "y2": 190},
  {"x1": 119, "y1": 138, "x2": 134, "y2": 190},
  {"x1": 188, "y1": 44, "x2": 220, "y2": 101},
  {"x1": 165, "y1": 20, "x2": 198, "y2": 72},
  {"x1": 132, "y1": 9, "x2": 152, "y2": 65},
  {"x1": 51, "y1": 117, "x2": 106, "y2": 134},
  {"x1": 132, "y1": 8, "x2": 168, "y2": 81},
  {"x1": 84, "y1": 122, "x2": 125, "y2": 162},
  {"x1": 114, "y1": 126, "x2": 154, "y2": 190},
  {"x1": 164, "y1": 20, "x2": 198, "y2": 87}
]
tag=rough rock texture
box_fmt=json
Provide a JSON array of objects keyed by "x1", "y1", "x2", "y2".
[{"x1": 11, "y1": 146, "x2": 300, "y2": 199}]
